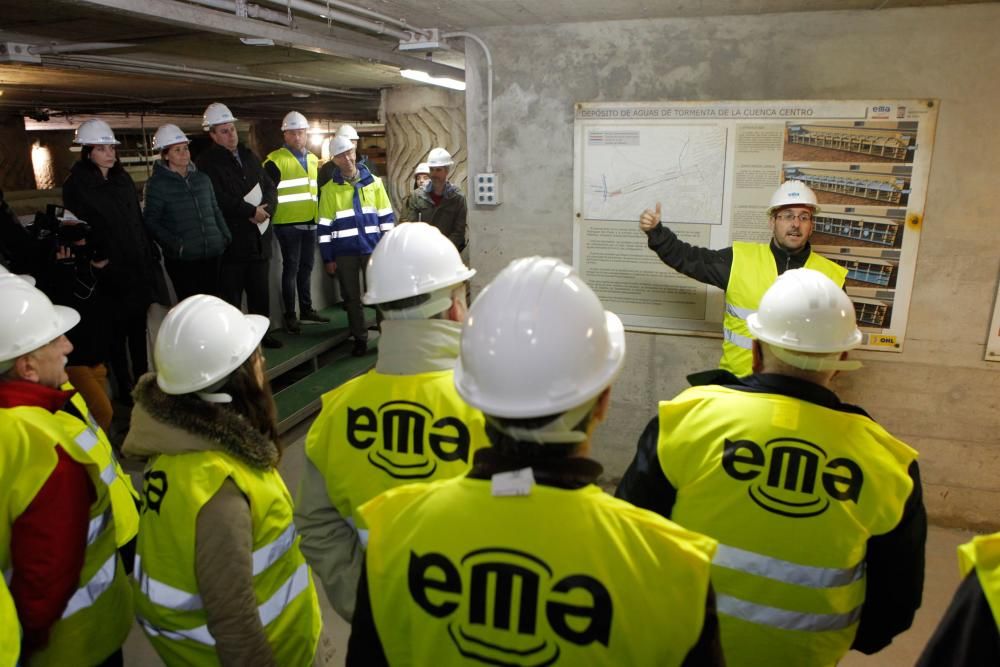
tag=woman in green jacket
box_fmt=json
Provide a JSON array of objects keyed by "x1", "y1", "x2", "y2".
[{"x1": 144, "y1": 124, "x2": 231, "y2": 301}]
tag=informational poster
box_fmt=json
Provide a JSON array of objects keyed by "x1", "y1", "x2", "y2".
[
  {"x1": 987, "y1": 284, "x2": 1000, "y2": 362},
  {"x1": 573, "y1": 100, "x2": 938, "y2": 351}
]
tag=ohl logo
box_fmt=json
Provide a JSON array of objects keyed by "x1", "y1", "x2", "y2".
[
  {"x1": 347, "y1": 400, "x2": 470, "y2": 479},
  {"x1": 409, "y1": 548, "x2": 612, "y2": 666},
  {"x1": 722, "y1": 437, "x2": 864, "y2": 518}
]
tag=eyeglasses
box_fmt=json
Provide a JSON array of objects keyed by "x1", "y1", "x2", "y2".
[{"x1": 775, "y1": 211, "x2": 814, "y2": 223}]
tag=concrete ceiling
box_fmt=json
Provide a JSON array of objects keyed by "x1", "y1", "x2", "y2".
[{"x1": 0, "y1": 0, "x2": 994, "y2": 123}]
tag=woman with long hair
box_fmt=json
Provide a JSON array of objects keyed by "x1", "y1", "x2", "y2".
[
  {"x1": 62, "y1": 118, "x2": 167, "y2": 400},
  {"x1": 123, "y1": 295, "x2": 326, "y2": 666}
]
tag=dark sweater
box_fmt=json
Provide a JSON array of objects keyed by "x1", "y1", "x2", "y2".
[
  {"x1": 195, "y1": 143, "x2": 277, "y2": 262},
  {"x1": 403, "y1": 181, "x2": 467, "y2": 252},
  {"x1": 144, "y1": 161, "x2": 231, "y2": 261}
]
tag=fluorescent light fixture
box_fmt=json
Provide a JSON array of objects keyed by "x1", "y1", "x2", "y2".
[{"x1": 400, "y1": 69, "x2": 465, "y2": 91}]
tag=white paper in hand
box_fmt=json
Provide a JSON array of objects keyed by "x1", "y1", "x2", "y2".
[
  {"x1": 256, "y1": 220, "x2": 269, "y2": 235},
  {"x1": 491, "y1": 467, "x2": 535, "y2": 497},
  {"x1": 243, "y1": 183, "x2": 262, "y2": 206}
]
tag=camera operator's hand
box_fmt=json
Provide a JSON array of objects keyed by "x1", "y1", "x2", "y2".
[
  {"x1": 91, "y1": 258, "x2": 109, "y2": 269},
  {"x1": 55, "y1": 245, "x2": 74, "y2": 264}
]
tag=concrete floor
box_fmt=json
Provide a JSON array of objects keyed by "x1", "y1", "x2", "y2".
[{"x1": 122, "y1": 424, "x2": 975, "y2": 667}]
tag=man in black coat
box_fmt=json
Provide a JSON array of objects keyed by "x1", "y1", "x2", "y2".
[{"x1": 195, "y1": 102, "x2": 282, "y2": 348}]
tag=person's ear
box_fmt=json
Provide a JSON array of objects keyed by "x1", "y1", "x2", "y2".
[{"x1": 12, "y1": 354, "x2": 39, "y2": 383}]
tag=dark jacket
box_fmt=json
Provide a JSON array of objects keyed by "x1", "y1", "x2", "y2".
[
  {"x1": 195, "y1": 143, "x2": 277, "y2": 262},
  {"x1": 916, "y1": 570, "x2": 1000, "y2": 667},
  {"x1": 35, "y1": 255, "x2": 112, "y2": 367},
  {"x1": 616, "y1": 371, "x2": 927, "y2": 656},
  {"x1": 403, "y1": 181, "x2": 467, "y2": 251},
  {"x1": 143, "y1": 161, "x2": 230, "y2": 261},
  {"x1": 62, "y1": 158, "x2": 166, "y2": 312}
]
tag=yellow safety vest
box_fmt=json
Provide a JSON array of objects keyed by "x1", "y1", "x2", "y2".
[
  {"x1": 2, "y1": 406, "x2": 133, "y2": 667},
  {"x1": 359, "y1": 477, "x2": 717, "y2": 666},
  {"x1": 265, "y1": 148, "x2": 319, "y2": 224},
  {"x1": 60, "y1": 384, "x2": 140, "y2": 547},
  {"x1": 134, "y1": 449, "x2": 322, "y2": 666},
  {"x1": 957, "y1": 532, "x2": 1000, "y2": 630},
  {"x1": 305, "y1": 369, "x2": 487, "y2": 541},
  {"x1": 0, "y1": 576, "x2": 18, "y2": 667},
  {"x1": 657, "y1": 385, "x2": 917, "y2": 667},
  {"x1": 316, "y1": 168, "x2": 394, "y2": 257},
  {"x1": 722, "y1": 242, "x2": 848, "y2": 376}
]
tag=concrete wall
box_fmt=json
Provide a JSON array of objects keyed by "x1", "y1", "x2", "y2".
[
  {"x1": 384, "y1": 87, "x2": 466, "y2": 213},
  {"x1": 461, "y1": 4, "x2": 1000, "y2": 529}
]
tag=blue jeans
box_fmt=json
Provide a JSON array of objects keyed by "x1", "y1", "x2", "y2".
[{"x1": 274, "y1": 225, "x2": 317, "y2": 314}]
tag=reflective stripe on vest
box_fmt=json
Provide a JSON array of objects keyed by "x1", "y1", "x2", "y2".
[
  {"x1": 61, "y1": 553, "x2": 117, "y2": 619},
  {"x1": 139, "y1": 561, "x2": 312, "y2": 646},
  {"x1": 723, "y1": 327, "x2": 753, "y2": 351},
  {"x1": 316, "y1": 170, "x2": 394, "y2": 255},
  {"x1": 267, "y1": 148, "x2": 318, "y2": 223},
  {"x1": 715, "y1": 543, "x2": 865, "y2": 589},
  {"x1": 716, "y1": 593, "x2": 863, "y2": 632}
]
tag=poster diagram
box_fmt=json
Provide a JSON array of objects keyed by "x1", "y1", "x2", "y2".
[
  {"x1": 582, "y1": 125, "x2": 727, "y2": 224},
  {"x1": 573, "y1": 100, "x2": 938, "y2": 352}
]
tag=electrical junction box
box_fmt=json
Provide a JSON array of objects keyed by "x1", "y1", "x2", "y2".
[{"x1": 474, "y1": 173, "x2": 501, "y2": 206}]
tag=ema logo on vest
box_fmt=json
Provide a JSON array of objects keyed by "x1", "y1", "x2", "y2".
[
  {"x1": 347, "y1": 400, "x2": 471, "y2": 479},
  {"x1": 722, "y1": 437, "x2": 864, "y2": 518},
  {"x1": 409, "y1": 548, "x2": 612, "y2": 665}
]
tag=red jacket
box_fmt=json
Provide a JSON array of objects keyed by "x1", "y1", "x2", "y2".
[{"x1": 0, "y1": 380, "x2": 94, "y2": 656}]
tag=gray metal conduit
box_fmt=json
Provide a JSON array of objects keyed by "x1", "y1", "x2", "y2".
[
  {"x1": 183, "y1": 0, "x2": 292, "y2": 26},
  {"x1": 254, "y1": 0, "x2": 420, "y2": 40},
  {"x1": 443, "y1": 31, "x2": 494, "y2": 172},
  {"x1": 27, "y1": 42, "x2": 136, "y2": 55},
  {"x1": 44, "y1": 54, "x2": 372, "y2": 97}
]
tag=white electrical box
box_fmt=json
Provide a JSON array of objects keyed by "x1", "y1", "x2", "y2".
[{"x1": 474, "y1": 173, "x2": 501, "y2": 206}]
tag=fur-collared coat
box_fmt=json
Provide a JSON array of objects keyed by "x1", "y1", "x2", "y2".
[{"x1": 124, "y1": 374, "x2": 280, "y2": 666}]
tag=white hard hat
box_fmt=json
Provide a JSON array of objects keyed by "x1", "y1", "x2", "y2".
[
  {"x1": 0, "y1": 265, "x2": 34, "y2": 286},
  {"x1": 329, "y1": 135, "x2": 354, "y2": 158},
  {"x1": 426, "y1": 147, "x2": 454, "y2": 168},
  {"x1": 454, "y1": 257, "x2": 625, "y2": 418},
  {"x1": 202, "y1": 102, "x2": 237, "y2": 131},
  {"x1": 152, "y1": 124, "x2": 189, "y2": 151},
  {"x1": 335, "y1": 124, "x2": 359, "y2": 141},
  {"x1": 0, "y1": 275, "x2": 80, "y2": 363},
  {"x1": 154, "y1": 295, "x2": 269, "y2": 395},
  {"x1": 73, "y1": 119, "x2": 119, "y2": 145},
  {"x1": 768, "y1": 180, "x2": 819, "y2": 215},
  {"x1": 281, "y1": 111, "x2": 309, "y2": 131},
  {"x1": 747, "y1": 268, "x2": 861, "y2": 354},
  {"x1": 363, "y1": 223, "x2": 475, "y2": 317},
  {"x1": 414, "y1": 163, "x2": 430, "y2": 176}
]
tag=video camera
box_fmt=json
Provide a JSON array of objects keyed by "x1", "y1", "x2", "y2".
[{"x1": 30, "y1": 205, "x2": 92, "y2": 260}]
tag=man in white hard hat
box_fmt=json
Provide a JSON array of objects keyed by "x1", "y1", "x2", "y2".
[
  {"x1": 404, "y1": 147, "x2": 467, "y2": 254},
  {"x1": 296, "y1": 222, "x2": 487, "y2": 623},
  {"x1": 617, "y1": 268, "x2": 926, "y2": 667},
  {"x1": 335, "y1": 124, "x2": 376, "y2": 175},
  {"x1": 346, "y1": 256, "x2": 723, "y2": 666},
  {"x1": 640, "y1": 180, "x2": 847, "y2": 377},
  {"x1": 316, "y1": 135, "x2": 394, "y2": 356},
  {"x1": 0, "y1": 274, "x2": 136, "y2": 665},
  {"x1": 263, "y1": 111, "x2": 329, "y2": 334},
  {"x1": 195, "y1": 102, "x2": 283, "y2": 348}
]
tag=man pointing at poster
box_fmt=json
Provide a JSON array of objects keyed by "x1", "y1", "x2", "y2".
[{"x1": 639, "y1": 180, "x2": 847, "y2": 377}]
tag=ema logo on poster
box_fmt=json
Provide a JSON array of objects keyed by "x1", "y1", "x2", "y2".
[
  {"x1": 409, "y1": 548, "x2": 612, "y2": 665},
  {"x1": 722, "y1": 438, "x2": 864, "y2": 518},
  {"x1": 347, "y1": 400, "x2": 471, "y2": 479}
]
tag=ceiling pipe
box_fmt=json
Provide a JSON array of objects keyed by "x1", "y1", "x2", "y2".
[
  {"x1": 299, "y1": 0, "x2": 424, "y2": 35},
  {"x1": 254, "y1": 0, "x2": 420, "y2": 40},
  {"x1": 27, "y1": 42, "x2": 136, "y2": 55},
  {"x1": 44, "y1": 54, "x2": 373, "y2": 97},
  {"x1": 443, "y1": 31, "x2": 493, "y2": 172},
  {"x1": 184, "y1": 0, "x2": 292, "y2": 25}
]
